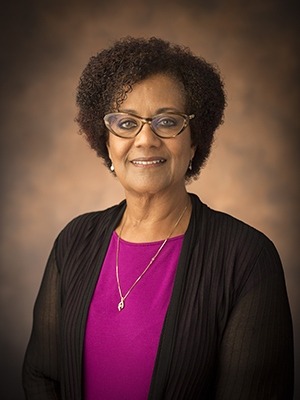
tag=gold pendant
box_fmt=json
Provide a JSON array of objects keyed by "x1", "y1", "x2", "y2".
[{"x1": 118, "y1": 299, "x2": 124, "y2": 311}]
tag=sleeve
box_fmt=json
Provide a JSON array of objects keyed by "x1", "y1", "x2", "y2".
[
  {"x1": 22, "y1": 242, "x2": 61, "y2": 399},
  {"x1": 215, "y1": 246, "x2": 294, "y2": 399}
]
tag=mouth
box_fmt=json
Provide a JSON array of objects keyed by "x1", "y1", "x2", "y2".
[{"x1": 131, "y1": 158, "x2": 166, "y2": 166}]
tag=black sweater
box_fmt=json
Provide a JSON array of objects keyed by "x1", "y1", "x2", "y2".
[{"x1": 23, "y1": 194, "x2": 294, "y2": 399}]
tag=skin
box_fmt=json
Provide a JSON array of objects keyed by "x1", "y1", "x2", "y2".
[{"x1": 106, "y1": 74, "x2": 196, "y2": 243}]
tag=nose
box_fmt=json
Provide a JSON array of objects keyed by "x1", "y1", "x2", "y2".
[{"x1": 134, "y1": 121, "x2": 161, "y2": 147}]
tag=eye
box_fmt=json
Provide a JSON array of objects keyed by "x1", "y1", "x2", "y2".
[
  {"x1": 117, "y1": 118, "x2": 138, "y2": 130},
  {"x1": 155, "y1": 116, "x2": 178, "y2": 129},
  {"x1": 161, "y1": 119, "x2": 176, "y2": 127}
]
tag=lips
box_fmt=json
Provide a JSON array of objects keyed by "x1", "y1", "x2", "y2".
[
  {"x1": 131, "y1": 157, "x2": 167, "y2": 167},
  {"x1": 131, "y1": 157, "x2": 166, "y2": 166}
]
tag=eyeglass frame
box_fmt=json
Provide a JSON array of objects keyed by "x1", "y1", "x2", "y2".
[{"x1": 103, "y1": 111, "x2": 195, "y2": 139}]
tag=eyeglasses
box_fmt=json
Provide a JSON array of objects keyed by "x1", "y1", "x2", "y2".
[{"x1": 103, "y1": 112, "x2": 195, "y2": 139}]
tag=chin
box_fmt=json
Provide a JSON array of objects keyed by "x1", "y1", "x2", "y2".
[{"x1": 125, "y1": 180, "x2": 168, "y2": 195}]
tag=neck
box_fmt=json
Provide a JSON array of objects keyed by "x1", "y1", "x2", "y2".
[{"x1": 116, "y1": 189, "x2": 191, "y2": 243}]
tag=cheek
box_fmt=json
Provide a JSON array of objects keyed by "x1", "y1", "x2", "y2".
[
  {"x1": 176, "y1": 141, "x2": 194, "y2": 162},
  {"x1": 106, "y1": 136, "x2": 119, "y2": 159},
  {"x1": 107, "y1": 138, "x2": 132, "y2": 162}
]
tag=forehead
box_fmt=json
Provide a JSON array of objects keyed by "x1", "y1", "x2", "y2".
[{"x1": 118, "y1": 74, "x2": 186, "y2": 113}]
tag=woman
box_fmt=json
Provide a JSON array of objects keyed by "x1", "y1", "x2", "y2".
[{"x1": 23, "y1": 37, "x2": 293, "y2": 399}]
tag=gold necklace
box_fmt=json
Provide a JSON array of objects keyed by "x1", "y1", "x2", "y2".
[{"x1": 116, "y1": 202, "x2": 188, "y2": 311}]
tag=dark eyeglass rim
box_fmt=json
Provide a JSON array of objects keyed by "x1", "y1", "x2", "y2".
[{"x1": 103, "y1": 112, "x2": 195, "y2": 138}]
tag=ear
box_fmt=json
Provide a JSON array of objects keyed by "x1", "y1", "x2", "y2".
[
  {"x1": 191, "y1": 144, "x2": 197, "y2": 160},
  {"x1": 106, "y1": 138, "x2": 111, "y2": 159}
]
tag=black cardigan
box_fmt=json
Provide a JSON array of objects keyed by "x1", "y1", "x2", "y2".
[{"x1": 23, "y1": 194, "x2": 294, "y2": 399}]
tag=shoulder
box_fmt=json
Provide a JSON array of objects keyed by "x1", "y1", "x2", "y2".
[
  {"x1": 62, "y1": 200, "x2": 125, "y2": 234},
  {"x1": 54, "y1": 200, "x2": 126, "y2": 260},
  {"x1": 63, "y1": 201, "x2": 125, "y2": 234},
  {"x1": 188, "y1": 194, "x2": 285, "y2": 306},
  {"x1": 189, "y1": 193, "x2": 282, "y2": 275},
  {"x1": 191, "y1": 193, "x2": 275, "y2": 248}
]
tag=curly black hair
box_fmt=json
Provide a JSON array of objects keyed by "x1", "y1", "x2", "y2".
[{"x1": 75, "y1": 36, "x2": 226, "y2": 180}]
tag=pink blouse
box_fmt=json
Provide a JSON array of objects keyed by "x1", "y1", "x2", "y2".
[{"x1": 84, "y1": 231, "x2": 184, "y2": 400}]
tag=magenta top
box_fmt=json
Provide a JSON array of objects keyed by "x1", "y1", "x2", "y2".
[{"x1": 84, "y1": 231, "x2": 184, "y2": 400}]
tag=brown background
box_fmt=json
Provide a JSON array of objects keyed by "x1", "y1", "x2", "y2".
[{"x1": 1, "y1": 0, "x2": 299, "y2": 398}]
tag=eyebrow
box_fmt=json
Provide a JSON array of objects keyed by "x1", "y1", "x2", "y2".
[{"x1": 118, "y1": 107, "x2": 182, "y2": 115}]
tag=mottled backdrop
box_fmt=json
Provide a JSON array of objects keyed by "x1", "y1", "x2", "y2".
[{"x1": 1, "y1": 0, "x2": 299, "y2": 398}]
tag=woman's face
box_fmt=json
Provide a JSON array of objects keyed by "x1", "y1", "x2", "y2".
[{"x1": 106, "y1": 74, "x2": 196, "y2": 197}]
